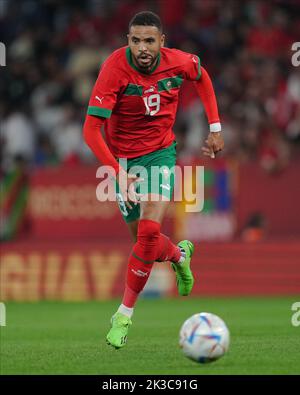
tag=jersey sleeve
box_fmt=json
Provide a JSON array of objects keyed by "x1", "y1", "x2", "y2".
[
  {"x1": 87, "y1": 57, "x2": 124, "y2": 119},
  {"x1": 181, "y1": 52, "x2": 202, "y2": 82}
]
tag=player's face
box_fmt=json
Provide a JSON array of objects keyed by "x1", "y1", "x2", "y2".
[{"x1": 127, "y1": 25, "x2": 165, "y2": 72}]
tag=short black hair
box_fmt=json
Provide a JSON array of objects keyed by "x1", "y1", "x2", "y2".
[{"x1": 129, "y1": 11, "x2": 162, "y2": 33}]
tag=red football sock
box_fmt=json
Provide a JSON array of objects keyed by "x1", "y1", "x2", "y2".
[
  {"x1": 157, "y1": 233, "x2": 181, "y2": 263},
  {"x1": 123, "y1": 219, "x2": 160, "y2": 307},
  {"x1": 122, "y1": 285, "x2": 139, "y2": 308},
  {"x1": 122, "y1": 220, "x2": 182, "y2": 308}
]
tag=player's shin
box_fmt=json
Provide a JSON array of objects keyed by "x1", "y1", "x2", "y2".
[
  {"x1": 121, "y1": 219, "x2": 159, "y2": 305},
  {"x1": 107, "y1": 220, "x2": 158, "y2": 347},
  {"x1": 119, "y1": 229, "x2": 184, "y2": 316},
  {"x1": 122, "y1": 258, "x2": 154, "y2": 310}
]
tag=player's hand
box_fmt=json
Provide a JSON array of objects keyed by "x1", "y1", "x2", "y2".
[
  {"x1": 201, "y1": 132, "x2": 224, "y2": 159},
  {"x1": 117, "y1": 168, "x2": 144, "y2": 209}
]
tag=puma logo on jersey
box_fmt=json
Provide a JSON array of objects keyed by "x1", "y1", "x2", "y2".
[
  {"x1": 144, "y1": 86, "x2": 155, "y2": 94},
  {"x1": 192, "y1": 56, "x2": 197, "y2": 63},
  {"x1": 95, "y1": 95, "x2": 104, "y2": 103}
]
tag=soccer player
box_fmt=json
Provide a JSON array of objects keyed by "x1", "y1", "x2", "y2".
[{"x1": 83, "y1": 11, "x2": 224, "y2": 349}]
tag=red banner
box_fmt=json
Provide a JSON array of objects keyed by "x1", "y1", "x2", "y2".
[
  {"x1": 1, "y1": 241, "x2": 299, "y2": 301},
  {"x1": 25, "y1": 160, "x2": 300, "y2": 242},
  {"x1": 27, "y1": 165, "x2": 174, "y2": 240},
  {"x1": 27, "y1": 166, "x2": 127, "y2": 239}
]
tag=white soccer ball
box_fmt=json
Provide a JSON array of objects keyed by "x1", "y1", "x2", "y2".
[{"x1": 179, "y1": 312, "x2": 230, "y2": 363}]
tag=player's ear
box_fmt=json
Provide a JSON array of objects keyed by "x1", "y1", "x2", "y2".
[
  {"x1": 161, "y1": 34, "x2": 165, "y2": 47},
  {"x1": 127, "y1": 33, "x2": 130, "y2": 44}
]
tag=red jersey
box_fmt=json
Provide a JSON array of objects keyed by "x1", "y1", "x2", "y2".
[{"x1": 87, "y1": 46, "x2": 201, "y2": 159}]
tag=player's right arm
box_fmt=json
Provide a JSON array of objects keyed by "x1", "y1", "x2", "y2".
[{"x1": 83, "y1": 57, "x2": 141, "y2": 207}]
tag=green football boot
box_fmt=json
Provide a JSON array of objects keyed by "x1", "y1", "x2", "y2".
[
  {"x1": 171, "y1": 240, "x2": 194, "y2": 296},
  {"x1": 106, "y1": 312, "x2": 132, "y2": 349}
]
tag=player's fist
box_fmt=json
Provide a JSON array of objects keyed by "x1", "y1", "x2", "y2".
[{"x1": 201, "y1": 132, "x2": 224, "y2": 159}]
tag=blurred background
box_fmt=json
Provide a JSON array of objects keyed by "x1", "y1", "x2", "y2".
[{"x1": 1, "y1": 0, "x2": 300, "y2": 301}]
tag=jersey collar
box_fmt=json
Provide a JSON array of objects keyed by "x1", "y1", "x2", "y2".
[{"x1": 126, "y1": 47, "x2": 161, "y2": 75}]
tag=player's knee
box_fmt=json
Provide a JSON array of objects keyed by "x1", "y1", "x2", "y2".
[{"x1": 137, "y1": 219, "x2": 160, "y2": 247}]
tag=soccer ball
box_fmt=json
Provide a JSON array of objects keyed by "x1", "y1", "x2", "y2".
[{"x1": 179, "y1": 312, "x2": 230, "y2": 363}]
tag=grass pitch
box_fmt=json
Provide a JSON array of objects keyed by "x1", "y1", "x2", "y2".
[{"x1": 1, "y1": 297, "x2": 300, "y2": 375}]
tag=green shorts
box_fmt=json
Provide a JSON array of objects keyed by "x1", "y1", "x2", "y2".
[{"x1": 115, "y1": 142, "x2": 177, "y2": 223}]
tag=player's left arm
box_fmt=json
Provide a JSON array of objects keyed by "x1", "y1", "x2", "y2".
[{"x1": 193, "y1": 66, "x2": 224, "y2": 158}]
